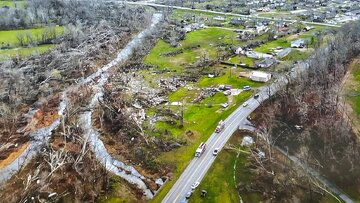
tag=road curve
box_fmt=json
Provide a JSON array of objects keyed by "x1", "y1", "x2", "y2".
[
  {"x1": 161, "y1": 65, "x2": 292, "y2": 202},
  {"x1": 161, "y1": 61, "x2": 354, "y2": 203}
]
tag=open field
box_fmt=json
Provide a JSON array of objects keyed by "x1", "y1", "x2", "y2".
[
  {"x1": 0, "y1": 26, "x2": 63, "y2": 59},
  {"x1": 144, "y1": 27, "x2": 243, "y2": 71},
  {"x1": 0, "y1": 0, "x2": 24, "y2": 8},
  {"x1": 0, "y1": 44, "x2": 56, "y2": 59},
  {"x1": 0, "y1": 26, "x2": 64, "y2": 47},
  {"x1": 228, "y1": 55, "x2": 256, "y2": 66},
  {"x1": 349, "y1": 63, "x2": 360, "y2": 115},
  {"x1": 254, "y1": 37, "x2": 290, "y2": 53}
]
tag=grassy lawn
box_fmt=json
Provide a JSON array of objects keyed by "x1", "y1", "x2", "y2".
[
  {"x1": 281, "y1": 49, "x2": 309, "y2": 62},
  {"x1": 0, "y1": 26, "x2": 64, "y2": 47},
  {"x1": 189, "y1": 147, "x2": 240, "y2": 203},
  {"x1": 348, "y1": 64, "x2": 360, "y2": 115},
  {"x1": 0, "y1": 0, "x2": 13, "y2": 7},
  {"x1": 198, "y1": 69, "x2": 262, "y2": 89},
  {"x1": 254, "y1": 37, "x2": 290, "y2": 53},
  {"x1": 144, "y1": 28, "x2": 242, "y2": 72},
  {"x1": 0, "y1": 44, "x2": 55, "y2": 60},
  {"x1": 228, "y1": 56, "x2": 256, "y2": 66},
  {"x1": 0, "y1": 0, "x2": 24, "y2": 8}
]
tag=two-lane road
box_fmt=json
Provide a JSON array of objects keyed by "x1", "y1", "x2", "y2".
[
  {"x1": 162, "y1": 92, "x2": 278, "y2": 202},
  {"x1": 162, "y1": 63, "x2": 303, "y2": 202}
]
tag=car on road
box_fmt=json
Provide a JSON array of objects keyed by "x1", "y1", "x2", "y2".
[
  {"x1": 185, "y1": 191, "x2": 192, "y2": 199},
  {"x1": 243, "y1": 85, "x2": 251, "y2": 91},
  {"x1": 243, "y1": 102, "x2": 248, "y2": 107},
  {"x1": 254, "y1": 94, "x2": 259, "y2": 99},
  {"x1": 213, "y1": 148, "x2": 219, "y2": 156},
  {"x1": 191, "y1": 181, "x2": 200, "y2": 190}
]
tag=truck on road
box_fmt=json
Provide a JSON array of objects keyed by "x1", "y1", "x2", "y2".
[
  {"x1": 195, "y1": 142, "x2": 206, "y2": 157},
  {"x1": 215, "y1": 120, "x2": 225, "y2": 133}
]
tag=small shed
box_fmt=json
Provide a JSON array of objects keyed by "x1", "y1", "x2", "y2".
[{"x1": 249, "y1": 71, "x2": 272, "y2": 82}]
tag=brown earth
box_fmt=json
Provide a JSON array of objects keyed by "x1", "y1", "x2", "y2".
[{"x1": 0, "y1": 142, "x2": 29, "y2": 169}]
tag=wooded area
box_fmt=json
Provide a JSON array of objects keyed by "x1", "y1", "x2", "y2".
[{"x1": 253, "y1": 20, "x2": 360, "y2": 200}]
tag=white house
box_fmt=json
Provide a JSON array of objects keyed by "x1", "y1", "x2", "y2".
[{"x1": 249, "y1": 71, "x2": 272, "y2": 82}]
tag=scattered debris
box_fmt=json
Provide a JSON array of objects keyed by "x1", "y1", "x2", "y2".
[
  {"x1": 241, "y1": 136, "x2": 254, "y2": 146},
  {"x1": 221, "y1": 102, "x2": 229, "y2": 108}
]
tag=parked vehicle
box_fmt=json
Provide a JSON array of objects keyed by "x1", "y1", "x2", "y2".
[
  {"x1": 213, "y1": 148, "x2": 219, "y2": 156},
  {"x1": 191, "y1": 181, "x2": 200, "y2": 190},
  {"x1": 215, "y1": 120, "x2": 225, "y2": 133},
  {"x1": 195, "y1": 142, "x2": 206, "y2": 157},
  {"x1": 243, "y1": 85, "x2": 251, "y2": 91},
  {"x1": 185, "y1": 191, "x2": 192, "y2": 199},
  {"x1": 243, "y1": 102, "x2": 248, "y2": 107},
  {"x1": 254, "y1": 94, "x2": 259, "y2": 99}
]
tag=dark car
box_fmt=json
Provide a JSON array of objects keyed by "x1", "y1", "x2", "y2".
[{"x1": 254, "y1": 94, "x2": 259, "y2": 99}]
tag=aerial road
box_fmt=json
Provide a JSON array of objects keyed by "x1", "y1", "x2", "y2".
[
  {"x1": 161, "y1": 61, "x2": 323, "y2": 203},
  {"x1": 161, "y1": 61, "x2": 354, "y2": 203},
  {"x1": 161, "y1": 69, "x2": 288, "y2": 202}
]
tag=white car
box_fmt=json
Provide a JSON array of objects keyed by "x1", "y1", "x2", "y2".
[
  {"x1": 213, "y1": 148, "x2": 219, "y2": 156},
  {"x1": 243, "y1": 102, "x2": 248, "y2": 107},
  {"x1": 191, "y1": 181, "x2": 200, "y2": 190}
]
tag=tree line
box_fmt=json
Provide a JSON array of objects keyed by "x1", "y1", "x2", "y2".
[{"x1": 260, "y1": 19, "x2": 360, "y2": 192}]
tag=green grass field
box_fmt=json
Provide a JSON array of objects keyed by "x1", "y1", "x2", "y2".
[
  {"x1": 0, "y1": 0, "x2": 13, "y2": 7},
  {"x1": 0, "y1": 26, "x2": 63, "y2": 59},
  {"x1": 254, "y1": 37, "x2": 290, "y2": 53},
  {"x1": 281, "y1": 49, "x2": 309, "y2": 62},
  {"x1": 198, "y1": 69, "x2": 262, "y2": 89},
  {"x1": 144, "y1": 28, "x2": 242, "y2": 72},
  {"x1": 0, "y1": 0, "x2": 24, "y2": 8},
  {"x1": 228, "y1": 56, "x2": 256, "y2": 66},
  {"x1": 0, "y1": 44, "x2": 55, "y2": 60},
  {"x1": 348, "y1": 64, "x2": 360, "y2": 115},
  {"x1": 0, "y1": 26, "x2": 64, "y2": 47}
]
